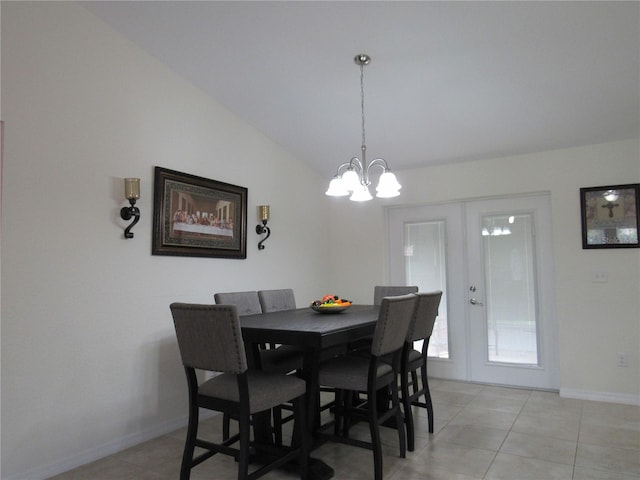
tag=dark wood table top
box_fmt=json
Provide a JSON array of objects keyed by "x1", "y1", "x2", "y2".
[{"x1": 240, "y1": 304, "x2": 379, "y2": 349}]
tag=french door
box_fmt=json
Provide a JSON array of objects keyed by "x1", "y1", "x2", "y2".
[{"x1": 388, "y1": 194, "x2": 559, "y2": 389}]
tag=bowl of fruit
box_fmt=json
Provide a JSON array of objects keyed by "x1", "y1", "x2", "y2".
[{"x1": 310, "y1": 295, "x2": 352, "y2": 314}]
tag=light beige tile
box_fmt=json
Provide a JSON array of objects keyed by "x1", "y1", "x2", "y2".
[
  {"x1": 312, "y1": 440, "x2": 405, "y2": 479},
  {"x1": 432, "y1": 380, "x2": 485, "y2": 396},
  {"x1": 391, "y1": 461, "x2": 482, "y2": 480},
  {"x1": 431, "y1": 389, "x2": 478, "y2": 407},
  {"x1": 109, "y1": 436, "x2": 183, "y2": 470},
  {"x1": 500, "y1": 431, "x2": 577, "y2": 465},
  {"x1": 43, "y1": 381, "x2": 640, "y2": 480},
  {"x1": 573, "y1": 465, "x2": 640, "y2": 480},
  {"x1": 521, "y1": 392, "x2": 583, "y2": 422},
  {"x1": 528, "y1": 389, "x2": 581, "y2": 406},
  {"x1": 580, "y1": 422, "x2": 640, "y2": 450},
  {"x1": 576, "y1": 443, "x2": 640, "y2": 476},
  {"x1": 435, "y1": 424, "x2": 509, "y2": 451},
  {"x1": 468, "y1": 393, "x2": 527, "y2": 414},
  {"x1": 412, "y1": 401, "x2": 464, "y2": 434},
  {"x1": 476, "y1": 385, "x2": 532, "y2": 401},
  {"x1": 410, "y1": 441, "x2": 496, "y2": 477},
  {"x1": 512, "y1": 412, "x2": 580, "y2": 441},
  {"x1": 582, "y1": 401, "x2": 640, "y2": 431},
  {"x1": 450, "y1": 405, "x2": 520, "y2": 430},
  {"x1": 484, "y1": 452, "x2": 573, "y2": 480},
  {"x1": 526, "y1": 390, "x2": 583, "y2": 414}
]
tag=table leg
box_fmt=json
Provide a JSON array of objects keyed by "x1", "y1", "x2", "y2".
[{"x1": 287, "y1": 347, "x2": 334, "y2": 480}]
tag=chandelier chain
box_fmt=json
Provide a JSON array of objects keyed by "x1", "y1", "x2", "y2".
[{"x1": 360, "y1": 62, "x2": 366, "y2": 149}]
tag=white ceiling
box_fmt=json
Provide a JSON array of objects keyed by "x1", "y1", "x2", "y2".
[{"x1": 83, "y1": 1, "x2": 640, "y2": 176}]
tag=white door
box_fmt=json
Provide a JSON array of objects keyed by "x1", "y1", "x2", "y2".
[{"x1": 388, "y1": 194, "x2": 558, "y2": 389}]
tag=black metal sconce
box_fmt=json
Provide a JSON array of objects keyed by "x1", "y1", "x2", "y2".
[
  {"x1": 120, "y1": 178, "x2": 140, "y2": 239},
  {"x1": 256, "y1": 205, "x2": 271, "y2": 250}
]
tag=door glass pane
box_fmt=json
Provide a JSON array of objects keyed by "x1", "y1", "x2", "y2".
[
  {"x1": 404, "y1": 221, "x2": 449, "y2": 358},
  {"x1": 482, "y1": 213, "x2": 539, "y2": 365}
]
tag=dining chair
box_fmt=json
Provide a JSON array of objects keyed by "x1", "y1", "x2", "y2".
[
  {"x1": 213, "y1": 291, "x2": 263, "y2": 315},
  {"x1": 348, "y1": 285, "x2": 420, "y2": 355},
  {"x1": 317, "y1": 294, "x2": 418, "y2": 480},
  {"x1": 401, "y1": 290, "x2": 442, "y2": 451},
  {"x1": 258, "y1": 288, "x2": 296, "y2": 312},
  {"x1": 170, "y1": 303, "x2": 309, "y2": 480},
  {"x1": 373, "y1": 285, "x2": 419, "y2": 305},
  {"x1": 214, "y1": 291, "x2": 303, "y2": 374},
  {"x1": 256, "y1": 289, "x2": 305, "y2": 445},
  {"x1": 214, "y1": 290, "x2": 304, "y2": 444}
]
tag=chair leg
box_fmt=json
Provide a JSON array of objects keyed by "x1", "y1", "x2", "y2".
[
  {"x1": 410, "y1": 370, "x2": 419, "y2": 396},
  {"x1": 294, "y1": 397, "x2": 309, "y2": 480},
  {"x1": 273, "y1": 407, "x2": 283, "y2": 447},
  {"x1": 334, "y1": 389, "x2": 344, "y2": 437},
  {"x1": 390, "y1": 381, "x2": 406, "y2": 459},
  {"x1": 223, "y1": 412, "x2": 231, "y2": 440},
  {"x1": 237, "y1": 411, "x2": 251, "y2": 480},
  {"x1": 181, "y1": 401, "x2": 199, "y2": 480},
  {"x1": 343, "y1": 391, "x2": 354, "y2": 439},
  {"x1": 401, "y1": 369, "x2": 415, "y2": 452},
  {"x1": 420, "y1": 362, "x2": 434, "y2": 433},
  {"x1": 368, "y1": 389, "x2": 383, "y2": 480}
]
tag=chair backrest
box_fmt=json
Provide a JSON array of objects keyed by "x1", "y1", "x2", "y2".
[
  {"x1": 373, "y1": 285, "x2": 419, "y2": 306},
  {"x1": 170, "y1": 303, "x2": 248, "y2": 374},
  {"x1": 408, "y1": 291, "x2": 442, "y2": 342},
  {"x1": 371, "y1": 294, "x2": 418, "y2": 357},
  {"x1": 213, "y1": 291, "x2": 262, "y2": 315},
  {"x1": 258, "y1": 289, "x2": 296, "y2": 313}
]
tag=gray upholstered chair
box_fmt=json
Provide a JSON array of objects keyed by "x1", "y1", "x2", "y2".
[
  {"x1": 318, "y1": 294, "x2": 418, "y2": 480},
  {"x1": 170, "y1": 303, "x2": 309, "y2": 480},
  {"x1": 348, "y1": 285, "x2": 420, "y2": 355},
  {"x1": 214, "y1": 290, "x2": 304, "y2": 444},
  {"x1": 258, "y1": 288, "x2": 296, "y2": 312},
  {"x1": 213, "y1": 291, "x2": 262, "y2": 316},
  {"x1": 213, "y1": 290, "x2": 303, "y2": 374},
  {"x1": 373, "y1": 285, "x2": 419, "y2": 305},
  {"x1": 256, "y1": 289, "x2": 305, "y2": 444},
  {"x1": 401, "y1": 290, "x2": 442, "y2": 450}
]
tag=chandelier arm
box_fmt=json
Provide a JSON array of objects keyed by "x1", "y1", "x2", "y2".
[
  {"x1": 349, "y1": 156, "x2": 364, "y2": 171},
  {"x1": 332, "y1": 158, "x2": 361, "y2": 177},
  {"x1": 366, "y1": 158, "x2": 391, "y2": 173}
]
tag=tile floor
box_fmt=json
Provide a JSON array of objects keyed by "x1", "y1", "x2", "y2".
[{"x1": 49, "y1": 379, "x2": 640, "y2": 480}]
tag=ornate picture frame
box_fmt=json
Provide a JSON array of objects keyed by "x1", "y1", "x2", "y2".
[
  {"x1": 152, "y1": 167, "x2": 247, "y2": 258},
  {"x1": 580, "y1": 183, "x2": 640, "y2": 249}
]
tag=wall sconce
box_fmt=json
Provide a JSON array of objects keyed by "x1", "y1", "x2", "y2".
[
  {"x1": 255, "y1": 205, "x2": 271, "y2": 250},
  {"x1": 120, "y1": 178, "x2": 140, "y2": 239}
]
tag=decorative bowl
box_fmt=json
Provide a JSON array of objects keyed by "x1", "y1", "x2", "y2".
[{"x1": 310, "y1": 303, "x2": 351, "y2": 314}]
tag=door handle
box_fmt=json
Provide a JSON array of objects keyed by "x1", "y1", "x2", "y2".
[{"x1": 470, "y1": 298, "x2": 484, "y2": 306}]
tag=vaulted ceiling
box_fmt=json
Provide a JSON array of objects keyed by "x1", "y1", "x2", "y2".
[{"x1": 84, "y1": 1, "x2": 640, "y2": 175}]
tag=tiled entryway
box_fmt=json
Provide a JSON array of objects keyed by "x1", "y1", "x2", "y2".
[{"x1": 48, "y1": 380, "x2": 640, "y2": 480}]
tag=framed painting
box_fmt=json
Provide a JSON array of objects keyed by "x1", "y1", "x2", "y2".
[
  {"x1": 580, "y1": 183, "x2": 640, "y2": 249},
  {"x1": 152, "y1": 167, "x2": 247, "y2": 258}
]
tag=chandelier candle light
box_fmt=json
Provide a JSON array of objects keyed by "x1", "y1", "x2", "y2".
[{"x1": 325, "y1": 54, "x2": 401, "y2": 201}]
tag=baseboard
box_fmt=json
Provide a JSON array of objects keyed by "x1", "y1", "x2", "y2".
[
  {"x1": 560, "y1": 387, "x2": 640, "y2": 406},
  {"x1": 3, "y1": 413, "x2": 200, "y2": 480}
]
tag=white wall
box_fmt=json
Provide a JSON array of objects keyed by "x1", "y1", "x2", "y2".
[
  {"x1": 2, "y1": 2, "x2": 639, "y2": 480},
  {"x1": 328, "y1": 139, "x2": 640, "y2": 404},
  {"x1": 1, "y1": 3, "x2": 329, "y2": 479}
]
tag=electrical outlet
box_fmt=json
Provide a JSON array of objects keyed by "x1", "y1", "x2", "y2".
[
  {"x1": 592, "y1": 271, "x2": 609, "y2": 283},
  {"x1": 617, "y1": 352, "x2": 628, "y2": 367}
]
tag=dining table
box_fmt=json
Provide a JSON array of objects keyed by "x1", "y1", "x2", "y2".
[{"x1": 239, "y1": 304, "x2": 380, "y2": 480}]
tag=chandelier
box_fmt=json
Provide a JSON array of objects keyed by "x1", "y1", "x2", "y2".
[{"x1": 325, "y1": 54, "x2": 401, "y2": 201}]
